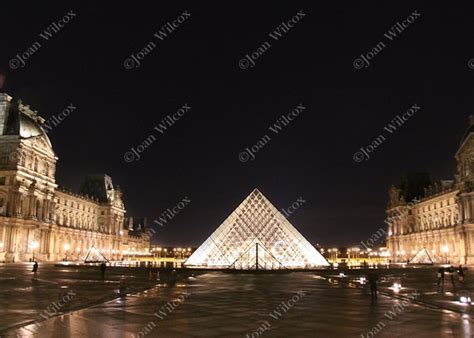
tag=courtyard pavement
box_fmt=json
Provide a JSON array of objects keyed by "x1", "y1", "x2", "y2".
[
  {"x1": 0, "y1": 262, "x2": 182, "y2": 334},
  {"x1": 1, "y1": 264, "x2": 473, "y2": 337}
]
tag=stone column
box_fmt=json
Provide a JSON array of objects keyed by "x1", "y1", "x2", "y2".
[
  {"x1": 49, "y1": 201, "x2": 56, "y2": 223},
  {"x1": 41, "y1": 200, "x2": 48, "y2": 221},
  {"x1": 27, "y1": 195, "x2": 32, "y2": 218},
  {"x1": 4, "y1": 226, "x2": 13, "y2": 252},
  {"x1": 12, "y1": 192, "x2": 22, "y2": 217}
]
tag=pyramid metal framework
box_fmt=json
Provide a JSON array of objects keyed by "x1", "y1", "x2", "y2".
[
  {"x1": 409, "y1": 248, "x2": 435, "y2": 264},
  {"x1": 184, "y1": 189, "x2": 329, "y2": 270}
]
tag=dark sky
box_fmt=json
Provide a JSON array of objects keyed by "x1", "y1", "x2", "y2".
[{"x1": 1, "y1": 2, "x2": 473, "y2": 247}]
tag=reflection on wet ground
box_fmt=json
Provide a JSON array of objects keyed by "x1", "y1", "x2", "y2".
[{"x1": 4, "y1": 268, "x2": 473, "y2": 337}]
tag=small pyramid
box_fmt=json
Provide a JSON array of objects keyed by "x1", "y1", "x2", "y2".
[
  {"x1": 84, "y1": 246, "x2": 109, "y2": 263},
  {"x1": 184, "y1": 189, "x2": 328, "y2": 269},
  {"x1": 409, "y1": 248, "x2": 435, "y2": 264}
]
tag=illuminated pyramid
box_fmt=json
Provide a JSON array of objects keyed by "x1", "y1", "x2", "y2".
[
  {"x1": 409, "y1": 248, "x2": 435, "y2": 264},
  {"x1": 184, "y1": 189, "x2": 329, "y2": 270},
  {"x1": 84, "y1": 246, "x2": 109, "y2": 263}
]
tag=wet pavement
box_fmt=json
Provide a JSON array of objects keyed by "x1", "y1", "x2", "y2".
[
  {"x1": 2, "y1": 265, "x2": 473, "y2": 337},
  {"x1": 320, "y1": 266, "x2": 474, "y2": 315},
  {"x1": 0, "y1": 262, "x2": 174, "y2": 334}
]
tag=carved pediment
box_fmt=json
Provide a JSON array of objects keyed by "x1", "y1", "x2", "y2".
[{"x1": 27, "y1": 136, "x2": 56, "y2": 158}]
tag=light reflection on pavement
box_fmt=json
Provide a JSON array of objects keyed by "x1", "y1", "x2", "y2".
[{"x1": 3, "y1": 271, "x2": 473, "y2": 338}]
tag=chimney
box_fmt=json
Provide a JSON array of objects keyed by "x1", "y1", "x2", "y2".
[
  {"x1": 0, "y1": 92, "x2": 12, "y2": 135},
  {"x1": 0, "y1": 70, "x2": 6, "y2": 91}
]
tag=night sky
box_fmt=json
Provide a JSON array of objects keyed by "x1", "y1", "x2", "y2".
[{"x1": 1, "y1": 2, "x2": 473, "y2": 247}]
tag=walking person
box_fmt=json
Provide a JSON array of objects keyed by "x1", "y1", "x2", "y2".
[
  {"x1": 100, "y1": 262, "x2": 107, "y2": 280},
  {"x1": 367, "y1": 269, "x2": 378, "y2": 301},
  {"x1": 32, "y1": 261, "x2": 38, "y2": 279},
  {"x1": 458, "y1": 265, "x2": 465, "y2": 284},
  {"x1": 437, "y1": 267, "x2": 445, "y2": 293},
  {"x1": 446, "y1": 266, "x2": 456, "y2": 291}
]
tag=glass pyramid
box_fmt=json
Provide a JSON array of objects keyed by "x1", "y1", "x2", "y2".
[
  {"x1": 84, "y1": 246, "x2": 109, "y2": 263},
  {"x1": 184, "y1": 189, "x2": 329, "y2": 270},
  {"x1": 409, "y1": 248, "x2": 435, "y2": 264}
]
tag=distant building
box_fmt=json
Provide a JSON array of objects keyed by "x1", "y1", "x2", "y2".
[
  {"x1": 0, "y1": 93, "x2": 149, "y2": 262},
  {"x1": 387, "y1": 116, "x2": 474, "y2": 264}
]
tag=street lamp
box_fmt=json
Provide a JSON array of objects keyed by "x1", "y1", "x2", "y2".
[
  {"x1": 400, "y1": 250, "x2": 406, "y2": 263},
  {"x1": 64, "y1": 243, "x2": 70, "y2": 261},
  {"x1": 29, "y1": 241, "x2": 39, "y2": 261},
  {"x1": 442, "y1": 245, "x2": 449, "y2": 264}
]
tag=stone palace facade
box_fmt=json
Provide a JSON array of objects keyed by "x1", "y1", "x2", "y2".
[
  {"x1": 387, "y1": 116, "x2": 474, "y2": 265},
  {"x1": 0, "y1": 93, "x2": 149, "y2": 262}
]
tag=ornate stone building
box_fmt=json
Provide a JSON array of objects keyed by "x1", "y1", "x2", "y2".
[
  {"x1": 387, "y1": 116, "x2": 474, "y2": 265},
  {"x1": 0, "y1": 93, "x2": 149, "y2": 262}
]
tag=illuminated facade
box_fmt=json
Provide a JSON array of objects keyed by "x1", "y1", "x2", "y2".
[
  {"x1": 184, "y1": 189, "x2": 328, "y2": 269},
  {"x1": 0, "y1": 93, "x2": 149, "y2": 262},
  {"x1": 387, "y1": 116, "x2": 474, "y2": 265}
]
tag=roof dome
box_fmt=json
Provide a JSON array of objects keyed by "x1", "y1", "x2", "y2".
[{"x1": 0, "y1": 93, "x2": 53, "y2": 148}]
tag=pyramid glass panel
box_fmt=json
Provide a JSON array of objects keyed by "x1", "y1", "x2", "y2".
[{"x1": 184, "y1": 189, "x2": 329, "y2": 269}]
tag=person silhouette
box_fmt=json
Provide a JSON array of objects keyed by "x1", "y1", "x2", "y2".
[
  {"x1": 100, "y1": 262, "x2": 107, "y2": 280},
  {"x1": 437, "y1": 267, "x2": 445, "y2": 293},
  {"x1": 367, "y1": 269, "x2": 378, "y2": 301},
  {"x1": 447, "y1": 266, "x2": 456, "y2": 291},
  {"x1": 32, "y1": 261, "x2": 38, "y2": 279},
  {"x1": 458, "y1": 265, "x2": 465, "y2": 284}
]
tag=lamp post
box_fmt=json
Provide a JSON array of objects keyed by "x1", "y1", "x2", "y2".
[
  {"x1": 64, "y1": 243, "x2": 70, "y2": 261},
  {"x1": 442, "y1": 245, "x2": 449, "y2": 264},
  {"x1": 400, "y1": 250, "x2": 406, "y2": 263},
  {"x1": 30, "y1": 241, "x2": 39, "y2": 261}
]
